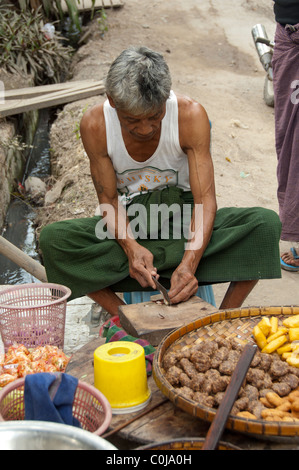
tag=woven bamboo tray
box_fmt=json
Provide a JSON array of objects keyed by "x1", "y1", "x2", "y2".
[
  {"x1": 153, "y1": 306, "x2": 299, "y2": 440},
  {"x1": 137, "y1": 437, "x2": 240, "y2": 450}
]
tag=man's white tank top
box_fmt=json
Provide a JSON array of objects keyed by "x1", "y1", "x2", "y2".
[{"x1": 103, "y1": 90, "x2": 190, "y2": 204}]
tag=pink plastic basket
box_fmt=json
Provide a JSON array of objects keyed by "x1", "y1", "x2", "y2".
[
  {"x1": 0, "y1": 283, "x2": 71, "y2": 351},
  {"x1": 0, "y1": 377, "x2": 112, "y2": 436}
]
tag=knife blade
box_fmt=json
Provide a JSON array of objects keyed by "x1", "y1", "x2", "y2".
[{"x1": 152, "y1": 275, "x2": 171, "y2": 306}]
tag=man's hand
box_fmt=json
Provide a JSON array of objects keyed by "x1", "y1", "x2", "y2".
[
  {"x1": 168, "y1": 265, "x2": 198, "y2": 304},
  {"x1": 127, "y1": 245, "x2": 158, "y2": 289}
]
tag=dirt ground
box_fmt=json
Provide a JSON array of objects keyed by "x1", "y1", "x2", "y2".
[{"x1": 36, "y1": 0, "x2": 299, "y2": 310}]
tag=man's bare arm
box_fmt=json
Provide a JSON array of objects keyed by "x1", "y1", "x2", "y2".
[
  {"x1": 80, "y1": 105, "x2": 157, "y2": 288},
  {"x1": 168, "y1": 96, "x2": 217, "y2": 303}
]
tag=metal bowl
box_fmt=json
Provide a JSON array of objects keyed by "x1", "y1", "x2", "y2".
[{"x1": 0, "y1": 421, "x2": 117, "y2": 450}]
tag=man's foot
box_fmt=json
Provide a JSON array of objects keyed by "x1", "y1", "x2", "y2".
[{"x1": 281, "y1": 247, "x2": 299, "y2": 271}]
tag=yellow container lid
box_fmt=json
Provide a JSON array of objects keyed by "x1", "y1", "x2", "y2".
[{"x1": 94, "y1": 341, "x2": 151, "y2": 413}]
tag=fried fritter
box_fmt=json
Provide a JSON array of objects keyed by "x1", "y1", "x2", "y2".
[
  {"x1": 210, "y1": 346, "x2": 230, "y2": 369},
  {"x1": 270, "y1": 359, "x2": 290, "y2": 378},
  {"x1": 272, "y1": 382, "x2": 292, "y2": 397},
  {"x1": 190, "y1": 351, "x2": 211, "y2": 373},
  {"x1": 165, "y1": 365, "x2": 182, "y2": 386}
]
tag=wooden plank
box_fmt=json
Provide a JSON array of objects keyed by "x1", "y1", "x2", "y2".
[
  {"x1": 4, "y1": 80, "x2": 103, "y2": 100},
  {"x1": 0, "y1": 81, "x2": 105, "y2": 117},
  {"x1": 60, "y1": 0, "x2": 124, "y2": 12},
  {"x1": 118, "y1": 295, "x2": 218, "y2": 346}
]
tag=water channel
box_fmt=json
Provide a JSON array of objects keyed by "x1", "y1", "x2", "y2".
[
  {"x1": 0, "y1": 109, "x2": 51, "y2": 285},
  {"x1": 0, "y1": 13, "x2": 96, "y2": 286}
]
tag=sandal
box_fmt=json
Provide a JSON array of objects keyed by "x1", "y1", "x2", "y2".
[{"x1": 280, "y1": 247, "x2": 299, "y2": 272}]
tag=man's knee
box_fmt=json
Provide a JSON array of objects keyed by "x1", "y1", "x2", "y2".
[
  {"x1": 255, "y1": 207, "x2": 281, "y2": 236},
  {"x1": 39, "y1": 222, "x2": 63, "y2": 251}
]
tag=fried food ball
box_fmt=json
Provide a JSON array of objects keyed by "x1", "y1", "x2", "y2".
[
  {"x1": 189, "y1": 373, "x2": 206, "y2": 392},
  {"x1": 251, "y1": 351, "x2": 262, "y2": 368},
  {"x1": 279, "y1": 373, "x2": 299, "y2": 390},
  {"x1": 165, "y1": 365, "x2": 182, "y2": 386},
  {"x1": 261, "y1": 373, "x2": 273, "y2": 390},
  {"x1": 241, "y1": 384, "x2": 259, "y2": 402},
  {"x1": 179, "y1": 386, "x2": 194, "y2": 400},
  {"x1": 259, "y1": 353, "x2": 273, "y2": 371},
  {"x1": 247, "y1": 400, "x2": 265, "y2": 419},
  {"x1": 179, "y1": 357, "x2": 198, "y2": 378},
  {"x1": 179, "y1": 372, "x2": 192, "y2": 388},
  {"x1": 272, "y1": 382, "x2": 292, "y2": 397},
  {"x1": 269, "y1": 360, "x2": 289, "y2": 378},
  {"x1": 246, "y1": 368, "x2": 266, "y2": 389},
  {"x1": 259, "y1": 388, "x2": 274, "y2": 398},
  {"x1": 214, "y1": 392, "x2": 225, "y2": 407},
  {"x1": 216, "y1": 339, "x2": 232, "y2": 350},
  {"x1": 163, "y1": 350, "x2": 182, "y2": 370},
  {"x1": 210, "y1": 346, "x2": 230, "y2": 369},
  {"x1": 204, "y1": 369, "x2": 230, "y2": 394},
  {"x1": 219, "y1": 360, "x2": 235, "y2": 376},
  {"x1": 193, "y1": 392, "x2": 215, "y2": 408},
  {"x1": 231, "y1": 397, "x2": 250, "y2": 415},
  {"x1": 190, "y1": 351, "x2": 211, "y2": 373}
]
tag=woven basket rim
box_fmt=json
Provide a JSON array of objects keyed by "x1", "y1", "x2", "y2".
[
  {"x1": 137, "y1": 437, "x2": 241, "y2": 450},
  {"x1": 0, "y1": 375, "x2": 112, "y2": 436},
  {"x1": 0, "y1": 283, "x2": 72, "y2": 310},
  {"x1": 153, "y1": 306, "x2": 299, "y2": 439}
]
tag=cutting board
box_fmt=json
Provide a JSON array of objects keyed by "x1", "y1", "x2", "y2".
[{"x1": 118, "y1": 295, "x2": 217, "y2": 346}]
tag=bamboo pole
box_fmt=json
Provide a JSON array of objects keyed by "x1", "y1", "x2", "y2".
[{"x1": 0, "y1": 235, "x2": 47, "y2": 283}]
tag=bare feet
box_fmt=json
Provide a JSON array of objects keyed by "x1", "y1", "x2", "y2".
[{"x1": 281, "y1": 247, "x2": 299, "y2": 269}]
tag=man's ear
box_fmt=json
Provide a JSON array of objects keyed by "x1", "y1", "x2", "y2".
[{"x1": 107, "y1": 95, "x2": 116, "y2": 108}]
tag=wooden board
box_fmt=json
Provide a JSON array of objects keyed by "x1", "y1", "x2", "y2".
[
  {"x1": 3, "y1": 80, "x2": 102, "y2": 100},
  {"x1": 118, "y1": 295, "x2": 218, "y2": 346},
  {"x1": 60, "y1": 0, "x2": 124, "y2": 12},
  {"x1": 0, "y1": 80, "x2": 105, "y2": 117}
]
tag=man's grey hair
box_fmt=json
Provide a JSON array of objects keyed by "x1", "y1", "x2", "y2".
[{"x1": 105, "y1": 46, "x2": 172, "y2": 115}]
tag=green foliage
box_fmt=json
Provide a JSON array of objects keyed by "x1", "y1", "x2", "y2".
[
  {"x1": 96, "y1": 8, "x2": 108, "y2": 35},
  {"x1": 0, "y1": 6, "x2": 74, "y2": 84},
  {"x1": 12, "y1": 0, "x2": 99, "y2": 32}
]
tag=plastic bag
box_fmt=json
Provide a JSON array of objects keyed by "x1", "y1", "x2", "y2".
[{"x1": 42, "y1": 23, "x2": 55, "y2": 40}]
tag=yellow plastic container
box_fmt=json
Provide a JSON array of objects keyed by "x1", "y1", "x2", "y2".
[{"x1": 94, "y1": 341, "x2": 151, "y2": 414}]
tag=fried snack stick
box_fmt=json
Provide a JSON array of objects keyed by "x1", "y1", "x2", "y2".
[
  {"x1": 276, "y1": 401, "x2": 292, "y2": 412},
  {"x1": 261, "y1": 409, "x2": 291, "y2": 420},
  {"x1": 289, "y1": 329, "x2": 299, "y2": 342},
  {"x1": 290, "y1": 399, "x2": 299, "y2": 412},
  {"x1": 283, "y1": 315, "x2": 299, "y2": 329},
  {"x1": 266, "y1": 391, "x2": 286, "y2": 407},
  {"x1": 277, "y1": 343, "x2": 293, "y2": 355},
  {"x1": 287, "y1": 355, "x2": 299, "y2": 368},
  {"x1": 270, "y1": 317, "x2": 279, "y2": 335},
  {"x1": 288, "y1": 390, "x2": 299, "y2": 402},
  {"x1": 282, "y1": 416, "x2": 299, "y2": 422},
  {"x1": 266, "y1": 328, "x2": 288, "y2": 344},
  {"x1": 260, "y1": 397, "x2": 273, "y2": 408},
  {"x1": 261, "y1": 335, "x2": 288, "y2": 354},
  {"x1": 253, "y1": 325, "x2": 267, "y2": 350},
  {"x1": 236, "y1": 411, "x2": 257, "y2": 420},
  {"x1": 257, "y1": 318, "x2": 271, "y2": 337}
]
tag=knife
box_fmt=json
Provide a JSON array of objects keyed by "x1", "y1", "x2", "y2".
[{"x1": 152, "y1": 275, "x2": 171, "y2": 306}]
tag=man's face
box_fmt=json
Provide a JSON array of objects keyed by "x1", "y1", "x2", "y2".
[{"x1": 109, "y1": 99, "x2": 166, "y2": 142}]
